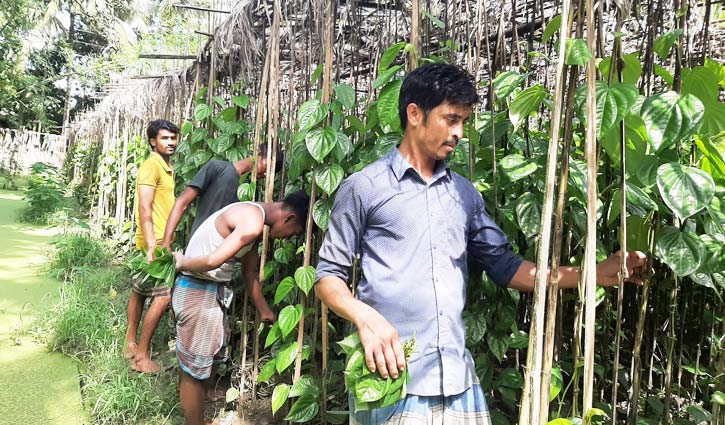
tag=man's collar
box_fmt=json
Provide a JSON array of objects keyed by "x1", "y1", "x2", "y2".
[
  {"x1": 388, "y1": 147, "x2": 450, "y2": 183},
  {"x1": 150, "y1": 151, "x2": 174, "y2": 173}
]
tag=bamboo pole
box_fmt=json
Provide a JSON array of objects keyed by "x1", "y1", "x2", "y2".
[
  {"x1": 582, "y1": 0, "x2": 599, "y2": 417},
  {"x1": 410, "y1": 0, "x2": 420, "y2": 71},
  {"x1": 519, "y1": 0, "x2": 572, "y2": 421}
]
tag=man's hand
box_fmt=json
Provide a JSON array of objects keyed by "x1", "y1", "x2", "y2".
[
  {"x1": 258, "y1": 307, "x2": 277, "y2": 324},
  {"x1": 355, "y1": 304, "x2": 407, "y2": 380},
  {"x1": 146, "y1": 247, "x2": 157, "y2": 264},
  {"x1": 173, "y1": 251, "x2": 185, "y2": 272},
  {"x1": 596, "y1": 250, "x2": 648, "y2": 286}
]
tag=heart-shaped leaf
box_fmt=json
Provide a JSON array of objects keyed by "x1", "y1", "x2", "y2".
[
  {"x1": 500, "y1": 154, "x2": 538, "y2": 181},
  {"x1": 655, "y1": 226, "x2": 704, "y2": 276},
  {"x1": 305, "y1": 127, "x2": 337, "y2": 163},
  {"x1": 640, "y1": 91, "x2": 704, "y2": 152},
  {"x1": 315, "y1": 164, "x2": 344, "y2": 195},
  {"x1": 515, "y1": 192, "x2": 541, "y2": 238},
  {"x1": 657, "y1": 163, "x2": 715, "y2": 220}
]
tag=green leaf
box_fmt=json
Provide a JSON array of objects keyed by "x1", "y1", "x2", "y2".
[
  {"x1": 271, "y1": 384, "x2": 290, "y2": 415},
  {"x1": 696, "y1": 135, "x2": 725, "y2": 182},
  {"x1": 278, "y1": 304, "x2": 303, "y2": 338},
  {"x1": 598, "y1": 53, "x2": 643, "y2": 85},
  {"x1": 194, "y1": 104, "x2": 213, "y2": 121},
  {"x1": 653, "y1": 29, "x2": 683, "y2": 60},
  {"x1": 232, "y1": 94, "x2": 250, "y2": 109},
  {"x1": 497, "y1": 368, "x2": 524, "y2": 388},
  {"x1": 337, "y1": 332, "x2": 362, "y2": 356},
  {"x1": 274, "y1": 248, "x2": 290, "y2": 264},
  {"x1": 654, "y1": 64, "x2": 674, "y2": 87},
  {"x1": 265, "y1": 322, "x2": 282, "y2": 348},
  {"x1": 285, "y1": 394, "x2": 319, "y2": 422},
  {"x1": 424, "y1": 11, "x2": 445, "y2": 29},
  {"x1": 305, "y1": 127, "x2": 337, "y2": 162},
  {"x1": 290, "y1": 375, "x2": 320, "y2": 398},
  {"x1": 682, "y1": 66, "x2": 725, "y2": 135},
  {"x1": 542, "y1": 15, "x2": 561, "y2": 44},
  {"x1": 294, "y1": 265, "x2": 316, "y2": 296},
  {"x1": 686, "y1": 405, "x2": 712, "y2": 424},
  {"x1": 276, "y1": 341, "x2": 299, "y2": 374},
  {"x1": 640, "y1": 91, "x2": 704, "y2": 152},
  {"x1": 500, "y1": 154, "x2": 539, "y2": 181},
  {"x1": 488, "y1": 331, "x2": 509, "y2": 362},
  {"x1": 657, "y1": 163, "x2": 715, "y2": 220},
  {"x1": 257, "y1": 358, "x2": 276, "y2": 382},
  {"x1": 311, "y1": 63, "x2": 324, "y2": 85},
  {"x1": 626, "y1": 184, "x2": 659, "y2": 214},
  {"x1": 565, "y1": 39, "x2": 593, "y2": 65},
  {"x1": 515, "y1": 192, "x2": 541, "y2": 238},
  {"x1": 236, "y1": 181, "x2": 256, "y2": 202},
  {"x1": 377, "y1": 79, "x2": 402, "y2": 130},
  {"x1": 374, "y1": 65, "x2": 403, "y2": 89},
  {"x1": 509, "y1": 84, "x2": 548, "y2": 129},
  {"x1": 315, "y1": 164, "x2": 344, "y2": 195},
  {"x1": 355, "y1": 375, "x2": 390, "y2": 402},
  {"x1": 655, "y1": 226, "x2": 704, "y2": 276},
  {"x1": 274, "y1": 277, "x2": 296, "y2": 305},
  {"x1": 288, "y1": 140, "x2": 315, "y2": 180},
  {"x1": 547, "y1": 419, "x2": 572, "y2": 425},
  {"x1": 574, "y1": 82, "x2": 639, "y2": 139},
  {"x1": 334, "y1": 83, "x2": 356, "y2": 110},
  {"x1": 550, "y1": 367, "x2": 563, "y2": 401},
  {"x1": 379, "y1": 42, "x2": 407, "y2": 73},
  {"x1": 225, "y1": 387, "x2": 240, "y2": 403},
  {"x1": 493, "y1": 71, "x2": 528, "y2": 101},
  {"x1": 509, "y1": 330, "x2": 529, "y2": 349},
  {"x1": 333, "y1": 131, "x2": 353, "y2": 162},
  {"x1": 313, "y1": 198, "x2": 332, "y2": 230},
  {"x1": 297, "y1": 99, "x2": 329, "y2": 130},
  {"x1": 712, "y1": 391, "x2": 725, "y2": 406}
]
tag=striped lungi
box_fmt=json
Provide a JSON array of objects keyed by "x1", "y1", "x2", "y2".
[
  {"x1": 171, "y1": 274, "x2": 233, "y2": 380},
  {"x1": 350, "y1": 383, "x2": 492, "y2": 425}
]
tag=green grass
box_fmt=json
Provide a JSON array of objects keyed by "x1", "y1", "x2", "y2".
[{"x1": 37, "y1": 234, "x2": 181, "y2": 424}]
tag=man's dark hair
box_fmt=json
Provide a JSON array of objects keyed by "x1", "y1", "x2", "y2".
[
  {"x1": 258, "y1": 143, "x2": 285, "y2": 173},
  {"x1": 147, "y1": 119, "x2": 180, "y2": 147},
  {"x1": 398, "y1": 63, "x2": 480, "y2": 129},
  {"x1": 282, "y1": 191, "x2": 310, "y2": 225}
]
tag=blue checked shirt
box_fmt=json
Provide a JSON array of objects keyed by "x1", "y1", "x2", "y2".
[{"x1": 316, "y1": 148, "x2": 523, "y2": 397}]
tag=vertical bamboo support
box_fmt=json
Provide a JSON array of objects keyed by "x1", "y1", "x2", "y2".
[
  {"x1": 518, "y1": 0, "x2": 572, "y2": 422},
  {"x1": 582, "y1": 0, "x2": 599, "y2": 417},
  {"x1": 410, "y1": 0, "x2": 420, "y2": 71}
]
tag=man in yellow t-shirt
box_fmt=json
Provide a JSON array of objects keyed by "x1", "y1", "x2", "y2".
[{"x1": 124, "y1": 119, "x2": 179, "y2": 374}]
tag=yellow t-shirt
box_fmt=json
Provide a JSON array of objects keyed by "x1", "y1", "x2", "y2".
[{"x1": 134, "y1": 152, "x2": 175, "y2": 250}]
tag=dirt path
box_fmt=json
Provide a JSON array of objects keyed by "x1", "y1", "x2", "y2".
[{"x1": 0, "y1": 190, "x2": 87, "y2": 424}]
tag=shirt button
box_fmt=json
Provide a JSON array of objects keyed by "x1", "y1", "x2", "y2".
[
  {"x1": 441, "y1": 347, "x2": 445, "y2": 352},
  {"x1": 439, "y1": 311, "x2": 444, "y2": 316},
  {"x1": 432, "y1": 244, "x2": 437, "y2": 249}
]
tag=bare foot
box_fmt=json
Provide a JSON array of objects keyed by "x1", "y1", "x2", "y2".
[
  {"x1": 124, "y1": 342, "x2": 138, "y2": 359},
  {"x1": 131, "y1": 354, "x2": 160, "y2": 374},
  {"x1": 206, "y1": 388, "x2": 225, "y2": 402}
]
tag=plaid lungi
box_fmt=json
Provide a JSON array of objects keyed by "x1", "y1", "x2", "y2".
[
  {"x1": 351, "y1": 383, "x2": 492, "y2": 425},
  {"x1": 171, "y1": 274, "x2": 232, "y2": 380}
]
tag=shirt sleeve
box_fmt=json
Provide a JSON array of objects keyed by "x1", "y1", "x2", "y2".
[
  {"x1": 468, "y1": 192, "x2": 523, "y2": 288},
  {"x1": 316, "y1": 175, "x2": 367, "y2": 284},
  {"x1": 137, "y1": 160, "x2": 158, "y2": 188},
  {"x1": 188, "y1": 160, "x2": 218, "y2": 193}
]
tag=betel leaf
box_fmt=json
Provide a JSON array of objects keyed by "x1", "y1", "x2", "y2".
[
  {"x1": 315, "y1": 163, "x2": 344, "y2": 195},
  {"x1": 285, "y1": 394, "x2": 319, "y2": 422},
  {"x1": 232, "y1": 94, "x2": 250, "y2": 109},
  {"x1": 337, "y1": 332, "x2": 362, "y2": 356},
  {"x1": 236, "y1": 182, "x2": 255, "y2": 201},
  {"x1": 271, "y1": 384, "x2": 290, "y2": 415},
  {"x1": 497, "y1": 368, "x2": 524, "y2": 388},
  {"x1": 378, "y1": 42, "x2": 407, "y2": 73},
  {"x1": 257, "y1": 358, "x2": 276, "y2": 382},
  {"x1": 488, "y1": 330, "x2": 509, "y2": 362},
  {"x1": 547, "y1": 419, "x2": 572, "y2": 425},
  {"x1": 377, "y1": 79, "x2": 402, "y2": 130},
  {"x1": 274, "y1": 276, "x2": 296, "y2": 305},
  {"x1": 640, "y1": 91, "x2": 704, "y2": 152},
  {"x1": 265, "y1": 322, "x2": 282, "y2": 348},
  {"x1": 656, "y1": 163, "x2": 715, "y2": 220},
  {"x1": 500, "y1": 154, "x2": 538, "y2": 181},
  {"x1": 653, "y1": 29, "x2": 683, "y2": 60},
  {"x1": 492, "y1": 71, "x2": 528, "y2": 101},
  {"x1": 509, "y1": 84, "x2": 548, "y2": 129},
  {"x1": 313, "y1": 198, "x2": 332, "y2": 231},
  {"x1": 565, "y1": 38, "x2": 593, "y2": 65},
  {"x1": 194, "y1": 104, "x2": 213, "y2": 121},
  {"x1": 655, "y1": 226, "x2": 704, "y2": 276},
  {"x1": 294, "y1": 265, "x2": 316, "y2": 296},
  {"x1": 297, "y1": 99, "x2": 329, "y2": 131},
  {"x1": 515, "y1": 192, "x2": 542, "y2": 238},
  {"x1": 334, "y1": 83, "x2": 356, "y2": 110},
  {"x1": 305, "y1": 127, "x2": 337, "y2": 163},
  {"x1": 550, "y1": 367, "x2": 563, "y2": 401},
  {"x1": 655, "y1": 64, "x2": 675, "y2": 87},
  {"x1": 696, "y1": 135, "x2": 725, "y2": 183},
  {"x1": 542, "y1": 15, "x2": 561, "y2": 44},
  {"x1": 598, "y1": 53, "x2": 643, "y2": 85},
  {"x1": 277, "y1": 304, "x2": 303, "y2": 339},
  {"x1": 290, "y1": 375, "x2": 320, "y2": 398},
  {"x1": 332, "y1": 131, "x2": 353, "y2": 162},
  {"x1": 276, "y1": 340, "x2": 299, "y2": 374},
  {"x1": 374, "y1": 65, "x2": 403, "y2": 90},
  {"x1": 682, "y1": 66, "x2": 725, "y2": 135},
  {"x1": 574, "y1": 81, "x2": 639, "y2": 140},
  {"x1": 355, "y1": 375, "x2": 390, "y2": 402}
]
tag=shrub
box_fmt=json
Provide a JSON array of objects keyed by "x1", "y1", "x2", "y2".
[
  {"x1": 49, "y1": 233, "x2": 110, "y2": 280},
  {"x1": 20, "y1": 162, "x2": 75, "y2": 224}
]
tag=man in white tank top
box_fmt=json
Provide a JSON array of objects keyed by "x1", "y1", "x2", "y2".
[{"x1": 171, "y1": 191, "x2": 309, "y2": 425}]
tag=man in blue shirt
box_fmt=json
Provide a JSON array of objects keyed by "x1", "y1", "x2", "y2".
[{"x1": 314, "y1": 63, "x2": 647, "y2": 424}]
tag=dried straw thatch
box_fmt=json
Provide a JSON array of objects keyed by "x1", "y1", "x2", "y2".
[{"x1": 0, "y1": 128, "x2": 67, "y2": 174}]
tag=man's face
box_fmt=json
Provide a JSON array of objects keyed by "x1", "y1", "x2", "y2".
[
  {"x1": 410, "y1": 102, "x2": 472, "y2": 161},
  {"x1": 269, "y1": 215, "x2": 304, "y2": 239},
  {"x1": 150, "y1": 129, "x2": 178, "y2": 158}
]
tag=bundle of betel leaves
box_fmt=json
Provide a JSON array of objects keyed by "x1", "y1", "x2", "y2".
[
  {"x1": 338, "y1": 332, "x2": 417, "y2": 411},
  {"x1": 129, "y1": 247, "x2": 176, "y2": 288}
]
